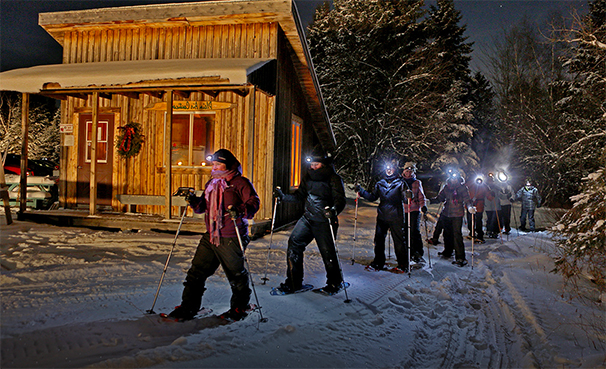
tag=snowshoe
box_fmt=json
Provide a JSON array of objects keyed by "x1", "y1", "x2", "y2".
[
  {"x1": 426, "y1": 238, "x2": 441, "y2": 245},
  {"x1": 312, "y1": 282, "x2": 351, "y2": 296},
  {"x1": 364, "y1": 264, "x2": 384, "y2": 272},
  {"x1": 452, "y1": 259, "x2": 468, "y2": 267},
  {"x1": 159, "y1": 306, "x2": 212, "y2": 322},
  {"x1": 387, "y1": 266, "x2": 407, "y2": 274},
  {"x1": 412, "y1": 255, "x2": 425, "y2": 264},
  {"x1": 270, "y1": 283, "x2": 314, "y2": 296},
  {"x1": 217, "y1": 304, "x2": 257, "y2": 322}
]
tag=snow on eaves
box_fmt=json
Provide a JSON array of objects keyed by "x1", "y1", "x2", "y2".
[{"x1": 0, "y1": 58, "x2": 273, "y2": 94}]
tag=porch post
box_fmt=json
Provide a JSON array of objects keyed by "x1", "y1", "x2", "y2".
[
  {"x1": 164, "y1": 90, "x2": 173, "y2": 219},
  {"x1": 18, "y1": 93, "x2": 29, "y2": 216},
  {"x1": 89, "y1": 92, "x2": 99, "y2": 215},
  {"x1": 245, "y1": 86, "x2": 256, "y2": 181}
]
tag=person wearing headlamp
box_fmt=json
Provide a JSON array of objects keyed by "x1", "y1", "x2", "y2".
[
  {"x1": 430, "y1": 169, "x2": 474, "y2": 267},
  {"x1": 273, "y1": 146, "x2": 346, "y2": 294},
  {"x1": 514, "y1": 179, "x2": 542, "y2": 232},
  {"x1": 356, "y1": 159, "x2": 406, "y2": 271},
  {"x1": 494, "y1": 171, "x2": 514, "y2": 235},
  {"x1": 167, "y1": 149, "x2": 260, "y2": 321}
]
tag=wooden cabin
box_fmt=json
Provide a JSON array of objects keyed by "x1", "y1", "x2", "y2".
[{"x1": 0, "y1": 0, "x2": 336, "y2": 231}]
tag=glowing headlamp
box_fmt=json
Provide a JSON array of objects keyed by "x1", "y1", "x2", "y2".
[
  {"x1": 475, "y1": 176, "x2": 483, "y2": 184},
  {"x1": 305, "y1": 157, "x2": 312, "y2": 163},
  {"x1": 206, "y1": 154, "x2": 213, "y2": 161},
  {"x1": 497, "y1": 171, "x2": 508, "y2": 183}
]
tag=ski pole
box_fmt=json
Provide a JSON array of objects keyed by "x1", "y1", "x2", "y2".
[
  {"x1": 511, "y1": 202, "x2": 520, "y2": 236},
  {"x1": 261, "y1": 194, "x2": 279, "y2": 284},
  {"x1": 387, "y1": 230, "x2": 392, "y2": 260},
  {"x1": 493, "y1": 198, "x2": 504, "y2": 244},
  {"x1": 350, "y1": 192, "x2": 360, "y2": 265},
  {"x1": 471, "y1": 209, "x2": 475, "y2": 270},
  {"x1": 228, "y1": 206, "x2": 268, "y2": 323},
  {"x1": 147, "y1": 207, "x2": 187, "y2": 314},
  {"x1": 423, "y1": 212, "x2": 432, "y2": 269},
  {"x1": 325, "y1": 207, "x2": 351, "y2": 303}
]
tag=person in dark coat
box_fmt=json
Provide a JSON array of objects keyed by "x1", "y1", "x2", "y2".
[
  {"x1": 274, "y1": 147, "x2": 346, "y2": 294},
  {"x1": 430, "y1": 170, "x2": 475, "y2": 267},
  {"x1": 514, "y1": 180, "x2": 542, "y2": 231},
  {"x1": 356, "y1": 160, "x2": 406, "y2": 271},
  {"x1": 168, "y1": 149, "x2": 260, "y2": 321}
]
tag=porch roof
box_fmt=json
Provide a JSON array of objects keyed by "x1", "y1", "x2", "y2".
[{"x1": 0, "y1": 58, "x2": 273, "y2": 94}]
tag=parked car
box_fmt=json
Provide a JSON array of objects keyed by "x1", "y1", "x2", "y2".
[
  {"x1": 3, "y1": 164, "x2": 33, "y2": 176},
  {"x1": 2, "y1": 154, "x2": 58, "y2": 177},
  {"x1": 29, "y1": 158, "x2": 60, "y2": 177}
]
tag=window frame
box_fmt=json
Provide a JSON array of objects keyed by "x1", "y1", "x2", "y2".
[{"x1": 163, "y1": 111, "x2": 215, "y2": 168}]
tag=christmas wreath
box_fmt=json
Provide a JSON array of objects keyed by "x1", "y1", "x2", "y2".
[{"x1": 116, "y1": 122, "x2": 145, "y2": 158}]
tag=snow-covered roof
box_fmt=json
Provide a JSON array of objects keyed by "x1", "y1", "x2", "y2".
[{"x1": 0, "y1": 58, "x2": 273, "y2": 94}]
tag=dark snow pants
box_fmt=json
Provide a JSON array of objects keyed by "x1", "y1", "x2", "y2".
[
  {"x1": 405, "y1": 211, "x2": 423, "y2": 259},
  {"x1": 442, "y1": 216, "x2": 465, "y2": 261},
  {"x1": 431, "y1": 213, "x2": 444, "y2": 243},
  {"x1": 181, "y1": 232, "x2": 251, "y2": 312},
  {"x1": 466, "y1": 211, "x2": 484, "y2": 240},
  {"x1": 499, "y1": 204, "x2": 511, "y2": 233},
  {"x1": 285, "y1": 216, "x2": 342, "y2": 289},
  {"x1": 520, "y1": 207, "x2": 536, "y2": 230},
  {"x1": 485, "y1": 211, "x2": 499, "y2": 234},
  {"x1": 373, "y1": 216, "x2": 406, "y2": 268}
]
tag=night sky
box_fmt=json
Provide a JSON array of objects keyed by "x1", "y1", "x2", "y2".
[{"x1": 0, "y1": 0, "x2": 588, "y2": 73}]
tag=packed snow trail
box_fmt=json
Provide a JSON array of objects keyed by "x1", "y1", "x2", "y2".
[{"x1": 1, "y1": 201, "x2": 604, "y2": 368}]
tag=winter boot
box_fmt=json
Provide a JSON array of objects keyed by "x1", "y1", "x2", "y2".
[{"x1": 167, "y1": 305, "x2": 197, "y2": 321}]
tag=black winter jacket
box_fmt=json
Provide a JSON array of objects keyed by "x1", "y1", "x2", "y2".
[
  {"x1": 359, "y1": 174, "x2": 405, "y2": 221},
  {"x1": 283, "y1": 165, "x2": 346, "y2": 223}
]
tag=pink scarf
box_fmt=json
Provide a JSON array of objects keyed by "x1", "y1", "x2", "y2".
[{"x1": 205, "y1": 169, "x2": 236, "y2": 246}]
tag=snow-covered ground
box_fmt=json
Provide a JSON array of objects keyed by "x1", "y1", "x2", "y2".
[{"x1": 1, "y1": 199, "x2": 605, "y2": 369}]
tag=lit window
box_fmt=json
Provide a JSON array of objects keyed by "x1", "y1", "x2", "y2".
[
  {"x1": 290, "y1": 116, "x2": 303, "y2": 188},
  {"x1": 166, "y1": 113, "x2": 214, "y2": 167}
]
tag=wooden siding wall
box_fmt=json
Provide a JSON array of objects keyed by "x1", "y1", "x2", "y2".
[
  {"x1": 272, "y1": 27, "x2": 317, "y2": 227},
  {"x1": 62, "y1": 23, "x2": 278, "y2": 62},
  {"x1": 61, "y1": 23, "x2": 279, "y2": 221}
]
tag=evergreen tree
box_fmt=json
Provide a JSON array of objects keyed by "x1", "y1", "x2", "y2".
[
  {"x1": 308, "y1": 0, "x2": 476, "y2": 187},
  {"x1": 552, "y1": 0, "x2": 605, "y2": 289},
  {"x1": 0, "y1": 92, "x2": 60, "y2": 162}
]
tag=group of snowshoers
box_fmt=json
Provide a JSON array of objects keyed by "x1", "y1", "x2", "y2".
[{"x1": 164, "y1": 147, "x2": 542, "y2": 322}]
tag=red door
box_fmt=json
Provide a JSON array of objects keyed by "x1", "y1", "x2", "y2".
[{"x1": 77, "y1": 114, "x2": 114, "y2": 207}]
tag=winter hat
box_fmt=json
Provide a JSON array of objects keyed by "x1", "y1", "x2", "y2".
[
  {"x1": 209, "y1": 149, "x2": 239, "y2": 170},
  {"x1": 308, "y1": 145, "x2": 333, "y2": 165},
  {"x1": 403, "y1": 162, "x2": 417, "y2": 172}
]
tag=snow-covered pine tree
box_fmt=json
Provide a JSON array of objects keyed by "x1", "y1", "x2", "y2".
[
  {"x1": 552, "y1": 151, "x2": 605, "y2": 287},
  {"x1": 308, "y1": 0, "x2": 476, "y2": 187},
  {"x1": 549, "y1": 0, "x2": 606, "y2": 206},
  {"x1": 0, "y1": 92, "x2": 60, "y2": 162}
]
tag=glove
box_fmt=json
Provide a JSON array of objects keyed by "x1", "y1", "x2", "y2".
[
  {"x1": 184, "y1": 190, "x2": 197, "y2": 205},
  {"x1": 323, "y1": 206, "x2": 336, "y2": 219},
  {"x1": 405, "y1": 189, "x2": 413, "y2": 199},
  {"x1": 509, "y1": 197, "x2": 515, "y2": 203},
  {"x1": 227, "y1": 205, "x2": 240, "y2": 220},
  {"x1": 468, "y1": 206, "x2": 477, "y2": 214},
  {"x1": 354, "y1": 184, "x2": 363, "y2": 193},
  {"x1": 421, "y1": 205, "x2": 427, "y2": 214},
  {"x1": 537, "y1": 202, "x2": 542, "y2": 208},
  {"x1": 273, "y1": 187, "x2": 284, "y2": 203}
]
